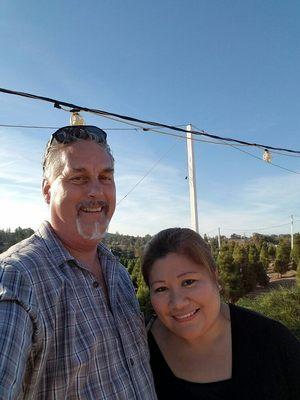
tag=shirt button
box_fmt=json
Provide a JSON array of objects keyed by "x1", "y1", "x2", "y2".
[
  {"x1": 130, "y1": 358, "x2": 134, "y2": 366},
  {"x1": 93, "y1": 281, "x2": 99, "y2": 288}
]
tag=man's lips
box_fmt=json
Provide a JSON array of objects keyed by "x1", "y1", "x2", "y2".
[
  {"x1": 77, "y1": 201, "x2": 108, "y2": 214},
  {"x1": 80, "y1": 206, "x2": 103, "y2": 213},
  {"x1": 172, "y1": 308, "x2": 200, "y2": 322}
]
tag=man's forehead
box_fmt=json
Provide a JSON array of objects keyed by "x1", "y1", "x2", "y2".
[{"x1": 60, "y1": 142, "x2": 114, "y2": 170}]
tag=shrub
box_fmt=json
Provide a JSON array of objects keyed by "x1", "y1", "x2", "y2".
[{"x1": 237, "y1": 286, "x2": 300, "y2": 340}]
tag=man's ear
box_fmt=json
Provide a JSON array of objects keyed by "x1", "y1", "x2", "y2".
[{"x1": 42, "y1": 179, "x2": 51, "y2": 204}]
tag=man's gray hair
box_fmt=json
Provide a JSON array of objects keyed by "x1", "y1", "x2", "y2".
[{"x1": 42, "y1": 137, "x2": 114, "y2": 181}]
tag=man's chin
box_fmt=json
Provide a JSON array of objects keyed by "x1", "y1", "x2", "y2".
[{"x1": 76, "y1": 219, "x2": 109, "y2": 241}]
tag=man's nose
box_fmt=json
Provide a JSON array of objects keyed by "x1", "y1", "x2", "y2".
[{"x1": 87, "y1": 179, "x2": 104, "y2": 197}]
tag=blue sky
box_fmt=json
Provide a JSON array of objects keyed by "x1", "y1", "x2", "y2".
[{"x1": 1, "y1": 0, "x2": 300, "y2": 237}]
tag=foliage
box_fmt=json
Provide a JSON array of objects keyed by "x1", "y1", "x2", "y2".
[
  {"x1": 248, "y1": 244, "x2": 268, "y2": 286},
  {"x1": 274, "y1": 238, "x2": 290, "y2": 277},
  {"x1": 0, "y1": 227, "x2": 34, "y2": 253},
  {"x1": 291, "y1": 233, "x2": 300, "y2": 269},
  {"x1": 297, "y1": 260, "x2": 300, "y2": 288},
  {"x1": 217, "y1": 245, "x2": 243, "y2": 303},
  {"x1": 237, "y1": 287, "x2": 300, "y2": 340},
  {"x1": 259, "y1": 243, "x2": 269, "y2": 270},
  {"x1": 268, "y1": 244, "x2": 276, "y2": 259}
]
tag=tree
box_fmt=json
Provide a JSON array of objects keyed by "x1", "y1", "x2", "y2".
[
  {"x1": 259, "y1": 243, "x2": 269, "y2": 271},
  {"x1": 249, "y1": 244, "x2": 268, "y2": 287},
  {"x1": 217, "y1": 244, "x2": 243, "y2": 303},
  {"x1": 127, "y1": 259, "x2": 135, "y2": 275},
  {"x1": 237, "y1": 244, "x2": 256, "y2": 294},
  {"x1": 130, "y1": 258, "x2": 142, "y2": 289},
  {"x1": 136, "y1": 274, "x2": 152, "y2": 317},
  {"x1": 274, "y1": 239, "x2": 290, "y2": 277},
  {"x1": 291, "y1": 233, "x2": 300, "y2": 270},
  {"x1": 268, "y1": 244, "x2": 276, "y2": 260}
]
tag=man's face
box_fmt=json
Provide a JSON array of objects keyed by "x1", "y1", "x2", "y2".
[{"x1": 43, "y1": 140, "x2": 116, "y2": 249}]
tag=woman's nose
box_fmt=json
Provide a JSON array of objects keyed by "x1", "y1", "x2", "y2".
[{"x1": 169, "y1": 290, "x2": 189, "y2": 310}]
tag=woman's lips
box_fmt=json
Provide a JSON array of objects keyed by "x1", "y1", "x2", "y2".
[{"x1": 172, "y1": 308, "x2": 200, "y2": 322}]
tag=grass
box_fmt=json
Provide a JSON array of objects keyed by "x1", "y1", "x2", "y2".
[{"x1": 237, "y1": 286, "x2": 300, "y2": 340}]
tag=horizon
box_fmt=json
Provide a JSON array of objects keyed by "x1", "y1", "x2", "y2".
[{"x1": 1, "y1": 1, "x2": 300, "y2": 237}]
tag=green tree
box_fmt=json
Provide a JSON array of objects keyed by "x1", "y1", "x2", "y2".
[
  {"x1": 259, "y1": 243, "x2": 269, "y2": 270},
  {"x1": 296, "y1": 260, "x2": 300, "y2": 288},
  {"x1": 274, "y1": 239, "x2": 290, "y2": 277},
  {"x1": 127, "y1": 259, "x2": 135, "y2": 275},
  {"x1": 291, "y1": 233, "x2": 300, "y2": 270},
  {"x1": 268, "y1": 244, "x2": 276, "y2": 260},
  {"x1": 130, "y1": 258, "x2": 142, "y2": 289},
  {"x1": 136, "y1": 274, "x2": 152, "y2": 317},
  {"x1": 217, "y1": 244, "x2": 243, "y2": 303},
  {"x1": 249, "y1": 244, "x2": 268, "y2": 287}
]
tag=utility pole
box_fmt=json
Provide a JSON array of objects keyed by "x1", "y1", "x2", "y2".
[
  {"x1": 186, "y1": 124, "x2": 199, "y2": 233},
  {"x1": 218, "y1": 227, "x2": 221, "y2": 249},
  {"x1": 291, "y1": 215, "x2": 294, "y2": 250}
]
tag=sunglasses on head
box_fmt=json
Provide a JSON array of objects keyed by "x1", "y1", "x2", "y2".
[{"x1": 49, "y1": 125, "x2": 107, "y2": 145}]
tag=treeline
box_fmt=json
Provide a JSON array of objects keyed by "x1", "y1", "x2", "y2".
[
  {"x1": 0, "y1": 227, "x2": 34, "y2": 253},
  {"x1": 1, "y1": 228, "x2": 300, "y2": 311}
]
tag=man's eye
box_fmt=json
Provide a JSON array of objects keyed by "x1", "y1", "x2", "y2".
[
  {"x1": 182, "y1": 279, "x2": 196, "y2": 287},
  {"x1": 71, "y1": 176, "x2": 87, "y2": 183},
  {"x1": 99, "y1": 175, "x2": 112, "y2": 182}
]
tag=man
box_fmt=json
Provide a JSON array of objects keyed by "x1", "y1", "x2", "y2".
[{"x1": 0, "y1": 125, "x2": 157, "y2": 399}]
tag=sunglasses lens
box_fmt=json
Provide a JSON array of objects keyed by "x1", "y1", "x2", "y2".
[{"x1": 52, "y1": 126, "x2": 107, "y2": 144}]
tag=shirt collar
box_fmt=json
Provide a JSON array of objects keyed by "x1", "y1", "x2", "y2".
[{"x1": 37, "y1": 221, "x2": 118, "y2": 268}]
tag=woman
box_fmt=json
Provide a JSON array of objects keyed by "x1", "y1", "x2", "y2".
[{"x1": 142, "y1": 228, "x2": 300, "y2": 400}]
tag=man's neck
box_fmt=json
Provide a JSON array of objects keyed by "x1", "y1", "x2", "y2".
[{"x1": 65, "y1": 244, "x2": 99, "y2": 268}]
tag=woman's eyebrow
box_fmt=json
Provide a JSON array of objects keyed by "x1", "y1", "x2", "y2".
[
  {"x1": 177, "y1": 271, "x2": 202, "y2": 278},
  {"x1": 150, "y1": 280, "x2": 166, "y2": 287}
]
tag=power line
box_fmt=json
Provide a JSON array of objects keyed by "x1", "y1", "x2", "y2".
[
  {"x1": 1, "y1": 87, "x2": 300, "y2": 155},
  {"x1": 117, "y1": 141, "x2": 179, "y2": 205},
  {"x1": 0, "y1": 123, "x2": 137, "y2": 131},
  {"x1": 203, "y1": 219, "x2": 300, "y2": 235},
  {"x1": 2, "y1": 118, "x2": 300, "y2": 175},
  {"x1": 104, "y1": 115, "x2": 300, "y2": 175},
  {"x1": 222, "y1": 222, "x2": 291, "y2": 232}
]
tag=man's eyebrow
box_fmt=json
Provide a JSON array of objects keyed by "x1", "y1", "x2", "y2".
[{"x1": 69, "y1": 167, "x2": 114, "y2": 173}]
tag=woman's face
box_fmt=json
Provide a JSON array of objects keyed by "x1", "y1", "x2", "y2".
[{"x1": 149, "y1": 252, "x2": 221, "y2": 342}]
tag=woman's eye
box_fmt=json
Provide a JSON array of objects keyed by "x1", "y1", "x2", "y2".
[
  {"x1": 154, "y1": 286, "x2": 167, "y2": 293},
  {"x1": 182, "y1": 279, "x2": 196, "y2": 287}
]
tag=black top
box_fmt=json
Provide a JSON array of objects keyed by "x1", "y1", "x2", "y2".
[{"x1": 148, "y1": 304, "x2": 300, "y2": 400}]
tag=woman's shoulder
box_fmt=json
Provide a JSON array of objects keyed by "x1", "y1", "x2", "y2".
[{"x1": 229, "y1": 303, "x2": 299, "y2": 348}]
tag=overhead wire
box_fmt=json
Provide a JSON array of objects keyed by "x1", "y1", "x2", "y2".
[
  {"x1": 1, "y1": 87, "x2": 300, "y2": 154},
  {"x1": 0, "y1": 123, "x2": 138, "y2": 131},
  {"x1": 117, "y1": 140, "x2": 179, "y2": 205},
  {"x1": 1, "y1": 87, "x2": 300, "y2": 205},
  {"x1": 205, "y1": 221, "x2": 300, "y2": 235}
]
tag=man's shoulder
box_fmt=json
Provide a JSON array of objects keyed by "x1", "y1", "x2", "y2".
[{"x1": 0, "y1": 233, "x2": 44, "y2": 264}]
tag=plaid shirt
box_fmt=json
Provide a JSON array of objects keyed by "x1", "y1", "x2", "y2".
[{"x1": 0, "y1": 222, "x2": 157, "y2": 399}]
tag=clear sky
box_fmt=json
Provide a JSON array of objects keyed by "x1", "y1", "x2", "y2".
[{"x1": 1, "y1": 0, "x2": 300, "y2": 237}]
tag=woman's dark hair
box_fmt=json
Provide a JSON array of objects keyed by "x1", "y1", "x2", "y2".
[{"x1": 141, "y1": 227, "x2": 217, "y2": 287}]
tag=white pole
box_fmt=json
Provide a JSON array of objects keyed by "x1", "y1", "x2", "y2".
[
  {"x1": 186, "y1": 124, "x2": 199, "y2": 233},
  {"x1": 218, "y1": 227, "x2": 221, "y2": 249},
  {"x1": 291, "y1": 215, "x2": 294, "y2": 250}
]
